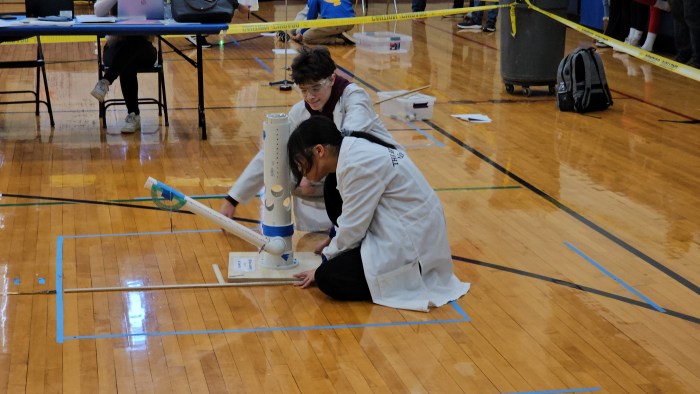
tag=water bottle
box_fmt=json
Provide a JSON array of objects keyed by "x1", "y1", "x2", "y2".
[{"x1": 163, "y1": 0, "x2": 172, "y2": 21}]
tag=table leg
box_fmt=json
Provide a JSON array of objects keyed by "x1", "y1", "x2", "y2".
[{"x1": 197, "y1": 34, "x2": 207, "y2": 140}]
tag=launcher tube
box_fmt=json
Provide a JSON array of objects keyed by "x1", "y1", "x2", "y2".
[{"x1": 144, "y1": 177, "x2": 286, "y2": 255}]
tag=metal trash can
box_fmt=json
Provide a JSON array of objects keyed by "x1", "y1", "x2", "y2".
[{"x1": 499, "y1": 0, "x2": 568, "y2": 96}]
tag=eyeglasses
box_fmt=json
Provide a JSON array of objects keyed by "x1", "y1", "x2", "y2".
[{"x1": 297, "y1": 78, "x2": 330, "y2": 96}]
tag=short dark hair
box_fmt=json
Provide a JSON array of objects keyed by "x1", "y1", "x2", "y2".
[{"x1": 290, "y1": 46, "x2": 337, "y2": 85}]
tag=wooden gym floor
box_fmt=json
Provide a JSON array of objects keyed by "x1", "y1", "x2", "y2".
[{"x1": 0, "y1": 0, "x2": 699, "y2": 392}]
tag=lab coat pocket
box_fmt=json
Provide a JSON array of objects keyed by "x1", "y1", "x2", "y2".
[{"x1": 376, "y1": 261, "x2": 422, "y2": 301}]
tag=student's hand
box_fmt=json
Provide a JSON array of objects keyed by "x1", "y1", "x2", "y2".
[
  {"x1": 292, "y1": 34, "x2": 303, "y2": 43},
  {"x1": 220, "y1": 199, "x2": 237, "y2": 219},
  {"x1": 314, "y1": 237, "x2": 331, "y2": 255},
  {"x1": 296, "y1": 177, "x2": 324, "y2": 197},
  {"x1": 293, "y1": 269, "x2": 316, "y2": 288},
  {"x1": 236, "y1": 4, "x2": 251, "y2": 13}
]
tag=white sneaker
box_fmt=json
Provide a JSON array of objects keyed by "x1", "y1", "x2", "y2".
[
  {"x1": 340, "y1": 31, "x2": 356, "y2": 46},
  {"x1": 121, "y1": 113, "x2": 141, "y2": 133},
  {"x1": 624, "y1": 35, "x2": 641, "y2": 47},
  {"x1": 185, "y1": 35, "x2": 212, "y2": 48},
  {"x1": 91, "y1": 79, "x2": 109, "y2": 102}
]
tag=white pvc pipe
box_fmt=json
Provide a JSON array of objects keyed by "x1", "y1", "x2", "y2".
[{"x1": 144, "y1": 177, "x2": 286, "y2": 255}]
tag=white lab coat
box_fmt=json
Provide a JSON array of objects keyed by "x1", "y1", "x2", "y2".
[
  {"x1": 323, "y1": 137, "x2": 470, "y2": 312},
  {"x1": 228, "y1": 82, "x2": 399, "y2": 231}
]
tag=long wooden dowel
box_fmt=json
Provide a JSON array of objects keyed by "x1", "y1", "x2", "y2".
[
  {"x1": 374, "y1": 85, "x2": 431, "y2": 105},
  {"x1": 0, "y1": 280, "x2": 300, "y2": 296},
  {"x1": 64, "y1": 280, "x2": 299, "y2": 293}
]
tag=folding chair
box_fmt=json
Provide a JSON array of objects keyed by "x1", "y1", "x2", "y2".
[{"x1": 0, "y1": 35, "x2": 55, "y2": 127}]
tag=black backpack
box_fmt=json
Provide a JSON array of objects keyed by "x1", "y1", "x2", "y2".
[{"x1": 556, "y1": 47, "x2": 613, "y2": 113}]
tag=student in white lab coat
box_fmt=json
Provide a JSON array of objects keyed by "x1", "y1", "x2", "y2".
[
  {"x1": 288, "y1": 116, "x2": 470, "y2": 312},
  {"x1": 220, "y1": 46, "x2": 398, "y2": 234}
]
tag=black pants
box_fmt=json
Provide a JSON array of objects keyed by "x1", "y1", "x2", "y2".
[
  {"x1": 671, "y1": 0, "x2": 700, "y2": 60},
  {"x1": 607, "y1": 0, "x2": 632, "y2": 41},
  {"x1": 103, "y1": 36, "x2": 156, "y2": 115},
  {"x1": 315, "y1": 173, "x2": 371, "y2": 301},
  {"x1": 628, "y1": 0, "x2": 649, "y2": 32}
]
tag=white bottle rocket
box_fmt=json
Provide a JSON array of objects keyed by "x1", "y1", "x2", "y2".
[{"x1": 260, "y1": 113, "x2": 296, "y2": 269}]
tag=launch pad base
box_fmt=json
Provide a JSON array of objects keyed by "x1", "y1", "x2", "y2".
[{"x1": 227, "y1": 252, "x2": 321, "y2": 282}]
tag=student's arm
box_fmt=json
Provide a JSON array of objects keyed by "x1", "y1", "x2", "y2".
[
  {"x1": 323, "y1": 163, "x2": 385, "y2": 260},
  {"x1": 94, "y1": 0, "x2": 117, "y2": 17},
  {"x1": 339, "y1": 88, "x2": 377, "y2": 134},
  {"x1": 221, "y1": 149, "x2": 265, "y2": 218}
]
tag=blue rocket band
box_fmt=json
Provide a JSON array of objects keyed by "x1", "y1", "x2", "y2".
[{"x1": 262, "y1": 223, "x2": 294, "y2": 237}]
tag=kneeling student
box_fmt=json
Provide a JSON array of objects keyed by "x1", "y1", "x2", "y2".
[{"x1": 289, "y1": 116, "x2": 470, "y2": 312}]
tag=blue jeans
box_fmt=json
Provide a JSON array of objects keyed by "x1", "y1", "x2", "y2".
[
  {"x1": 602, "y1": 0, "x2": 610, "y2": 19},
  {"x1": 471, "y1": 0, "x2": 498, "y2": 24}
]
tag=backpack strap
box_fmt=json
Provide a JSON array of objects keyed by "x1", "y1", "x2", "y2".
[
  {"x1": 588, "y1": 48, "x2": 614, "y2": 106},
  {"x1": 572, "y1": 49, "x2": 591, "y2": 112}
]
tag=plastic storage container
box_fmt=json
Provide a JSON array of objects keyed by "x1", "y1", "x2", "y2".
[
  {"x1": 354, "y1": 49, "x2": 411, "y2": 70},
  {"x1": 377, "y1": 91, "x2": 436, "y2": 121},
  {"x1": 353, "y1": 32, "x2": 412, "y2": 53},
  {"x1": 499, "y1": 0, "x2": 568, "y2": 96}
]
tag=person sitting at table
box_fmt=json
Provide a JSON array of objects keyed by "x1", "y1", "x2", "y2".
[
  {"x1": 89, "y1": 0, "x2": 156, "y2": 134},
  {"x1": 287, "y1": 116, "x2": 471, "y2": 311}
]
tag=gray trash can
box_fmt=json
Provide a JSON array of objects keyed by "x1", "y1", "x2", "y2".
[{"x1": 499, "y1": 0, "x2": 568, "y2": 96}]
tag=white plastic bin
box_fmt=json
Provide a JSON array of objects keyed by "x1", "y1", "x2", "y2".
[
  {"x1": 354, "y1": 49, "x2": 412, "y2": 70},
  {"x1": 353, "y1": 32, "x2": 412, "y2": 53},
  {"x1": 377, "y1": 91, "x2": 436, "y2": 121}
]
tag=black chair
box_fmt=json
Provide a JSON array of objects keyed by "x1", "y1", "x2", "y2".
[
  {"x1": 95, "y1": 35, "x2": 168, "y2": 128},
  {"x1": 0, "y1": 35, "x2": 55, "y2": 127}
]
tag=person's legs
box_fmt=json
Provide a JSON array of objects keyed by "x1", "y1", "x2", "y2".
[
  {"x1": 303, "y1": 26, "x2": 353, "y2": 45},
  {"x1": 607, "y1": 0, "x2": 633, "y2": 41},
  {"x1": 471, "y1": 0, "x2": 483, "y2": 23},
  {"x1": 624, "y1": 1, "x2": 648, "y2": 46},
  {"x1": 670, "y1": 0, "x2": 692, "y2": 62},
  {"x1": 101, "y1": 37, "x2": 156, "y2": 132},
  {"x1": 111, "y1": 38, "x2": 157, "y2": 116},
  {"x1": 458, "y1": 1, "x2": 482, "y2": 29},
  {"x1": 596, "y1": 0, "x2": 612, "y2": 47},
  {"x1": 482, "y1": 8, "x2": 498, "y2": 32},
  {"x1": 641, "y1": 7, "x2": 661, "y2": 51},
  {"x1": 682, "y1": 0, "x2": 700, "y2": 66},
  {"x1": 603, "y1": 0, "x2": 611, "y2": 26},
  {"x1": 314, "y1": 246, "x2": 372, "y2": 301},
  {"x1": 412, "y1": 0, "x2": 426, "y2": 12},
  {"x1": 316, "y1": 173, "x2": 371, "y2": 301}
]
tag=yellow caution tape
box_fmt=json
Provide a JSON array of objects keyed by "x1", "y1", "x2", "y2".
[
  {"x1": 522, "y1": 0, "x2": 700, "y2": 82},
  {"x1": 3, "y1": 1, "x2": 696, "y2": 83},
  {"x1": 1, "y1": 5, "x2": 504, "y2": 45},
  {"x1": 225, "y1": 5, "x2": 507, "y2": 35},
  {"x1": 509, "y1": 3, "x2": 516, "y2": 38}
]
